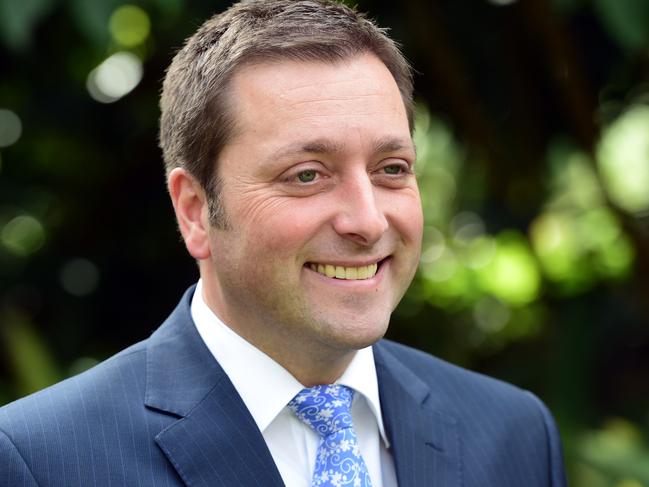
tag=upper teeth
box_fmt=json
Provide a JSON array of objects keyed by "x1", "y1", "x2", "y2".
[{"x1": 308, "y1": 262, "x2": 379, "y2": 280}]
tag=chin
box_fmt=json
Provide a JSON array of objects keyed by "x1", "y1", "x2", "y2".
[{"x1": 318, "y1": 314, "x2": 391, "y2": 352}]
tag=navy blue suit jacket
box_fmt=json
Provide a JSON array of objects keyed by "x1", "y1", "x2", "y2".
[{"x1": 0, "y1": 287, "x2": 567, "y2": 486}]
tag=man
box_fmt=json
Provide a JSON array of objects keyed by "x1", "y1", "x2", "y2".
[{"x1": 0, "y1": 1, "x2": 567, "y2": 486}]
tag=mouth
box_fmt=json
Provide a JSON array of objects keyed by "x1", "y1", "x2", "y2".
[{"x1": 305, "y1": 258, "x2": 388, "y2": 280}]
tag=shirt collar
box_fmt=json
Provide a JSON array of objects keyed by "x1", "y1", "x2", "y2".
[
  {"x1": 337, "y1": 345, "x2": 390, "y2": 446},
  {"x1": 190, "y1": 279, "x2": 390, "y2": 446}
]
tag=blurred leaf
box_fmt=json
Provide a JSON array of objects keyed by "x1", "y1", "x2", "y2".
[
  {"x1": 579, "y1": 419, "x2": 649, "y2": 483},
  {"x1": 1, "y1": 214, "x2": 45, "y2": 257},
  {"x1": 476, "y1": 231, "x2": 541, "y2": 306},
  {"x1": 597, "y1": 105, "x2": 649, "y2": 215},
  {"x1": 153, "y1": 0, "x2": 183, "y2": 16},
  {"x1": 109, "y1": 5, "x2": 151, "y2": 48},
  {"x1": 593, "y1": 0, "x2": 649, "y2": 52},
  {"x1": 1, "y1": 309, "x2": 61, "y2": 396},
  {"x1": 0, "y1": 0, "x2": 54, "y2": 51},
  {"x1": 66, "y1": 0, "x2": 121, "y2": 46}
]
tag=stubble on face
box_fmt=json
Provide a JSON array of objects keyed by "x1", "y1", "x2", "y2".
[{"x1": 199, "y1": 54, "x2": 423, "y2": 384}]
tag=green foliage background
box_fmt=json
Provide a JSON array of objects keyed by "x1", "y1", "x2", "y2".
[{"x1": 1, "y1": 0, "x2": 648, "y2": 485}]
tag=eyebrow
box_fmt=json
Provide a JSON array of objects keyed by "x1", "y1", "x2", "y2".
[
  {"x1": 372, "y1": 137, "x2": 416, "y2": 155},
  {"x1": 269, "y1": 136, "x2": 415, "y2": 162}
]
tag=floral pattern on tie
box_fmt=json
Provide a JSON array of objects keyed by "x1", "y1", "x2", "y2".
[{"x1": 288, "y1": 385, "x2": 373, "y2": 487}]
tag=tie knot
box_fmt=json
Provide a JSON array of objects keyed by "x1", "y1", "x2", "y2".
[{"x1": 288, "y1": 384, "x2": 355, "y2": 438}]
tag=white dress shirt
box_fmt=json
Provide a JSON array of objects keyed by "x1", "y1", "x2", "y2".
[{"x1": 191, "y1": 280, "x2": 397, "y2": 487}]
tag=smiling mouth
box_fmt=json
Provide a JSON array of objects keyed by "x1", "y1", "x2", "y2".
[{"x1": 306, "y1": 259, "x2": 386, "y2": 280}]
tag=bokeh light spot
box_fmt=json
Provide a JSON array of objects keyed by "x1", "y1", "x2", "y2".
[
  {"x1": 473, "y1": 296, "x2": 510, "y2": 333},
  {"x1": 487, "y1": 0, "x2": 517, "y2": 5},
  {"x1": 596, "y1": 234, "x2": 634, "y2": 278},
  {"x1": 616, "y1": 479, "x2": 644, "y2": 487},
  {"x1": 451, "y1": 211, "x2": 485, "y2": 244},
  {"x1": 580, "y1": 418, "x2": 642, "y2": 459},
  {"x1": 546, "y1": 142, "x2": 604, "y2": 211},
  {"x1": 109, "y1": 5, "x2": 151, "y2": 47},
  {"x1": 414, "y1": 105, "x2": 463, "y2": 225},
  {"x1": 1, "y1": 215, "x2": 45, "y2": 256},
  {"x1": 477, "y1": 232, "x2": 541, "y2": 306},
  {"x1": 0, "y1": 109, "x2": 23, "y2": 148},
  {"x1": 60, "y1": 258, "x2": 100, "y2": 296},
  {"x1": 530, "y1": 207, "x2": 633, "y2": 289},
  {"x1": 420, "y1": 225, "x2": 445, "y2": 263},
  {"x1": 87, "y1": 52, "x2": 143, "y2": 103},
  {"x1": 421, "y1": 247, "x2": 458, "y2": 283},
  {"x1": 462, "y1": 235, "x2": 496, "y2": 269},
  {"x1": 580, "y1": 208, "x2": 622, "y2": 250},
  {"x1": 423, "y1": 264, "x2": 473, "y2": 308},
  {"x1": 597, "y1": 105, "x2": 649, "y2": 214},
  {"x1": 530, "y1": 211, "x2": 580, "y2": 281},
  {"x1": 419, "y1": 167, "x2": 457, "y2": 220}
]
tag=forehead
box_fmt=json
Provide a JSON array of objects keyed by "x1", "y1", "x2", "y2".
[{"x1": 225, "y1": 54, "x2": 410, "y2": 146}]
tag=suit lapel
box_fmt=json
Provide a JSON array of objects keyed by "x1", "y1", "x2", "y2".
[
  {"x1": 374, "y1": 342, "x2": 462, "y2": 487},
  {"x1": 144, "y1": 288, "x2": 461, "y2": 486},
  {"x1": 154, "y1": 377, "x2": 285, "y2": 486},
  {"x1": 145, "y1": 287, "x2": 284, "y2": 487}
]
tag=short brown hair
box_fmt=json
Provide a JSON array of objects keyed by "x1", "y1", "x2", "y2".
[{"x1": 159, "y1": 0, "x2": 414, "y2": 227}]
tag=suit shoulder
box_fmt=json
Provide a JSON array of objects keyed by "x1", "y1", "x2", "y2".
[
  {"x1": 0, "y1": 339, "x2": 148, "y2": 435},
  {"x1": 376, "y1": 339, "x2": 561, "y2": 460},
  {"x1": 0, "y1": 332, "x2": 186, "y2": 486},
  {"x1": 377, "y1": 339, "x2": 542, "y2": 410},
  {"x1": 376, "y1": 340, "x2": 567, "y2": 484}
]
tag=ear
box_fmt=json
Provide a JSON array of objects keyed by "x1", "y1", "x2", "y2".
[{"x1": 167, "y1": 168, "x2": 211, "y2": 260}]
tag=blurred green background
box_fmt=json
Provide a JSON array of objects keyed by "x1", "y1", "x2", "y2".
[{"x1": 1, "y1": 0, "x2": 648, "y2": 485}]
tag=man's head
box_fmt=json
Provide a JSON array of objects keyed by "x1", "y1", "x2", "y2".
[
  {"x1": 159, "y1": 0, "x2": 414, "y2": 227},
  {"x1": 163, "y1": 0, "x2": 422, "y2": 384}
]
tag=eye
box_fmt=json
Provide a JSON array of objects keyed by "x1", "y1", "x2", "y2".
[
  {"x1": 380, "y1": 161, "x2": 412, "y2": 176},
  {"x1": 383, "y1": 164, "x2": 404, "y2": 175},
  {"x1": 297, "y1": 169, "x2": 318, "y2": 183}
]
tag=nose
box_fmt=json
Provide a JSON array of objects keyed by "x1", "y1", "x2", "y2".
[{"x1": 332, "y1": 173, "x2": 389, "y2": 246}]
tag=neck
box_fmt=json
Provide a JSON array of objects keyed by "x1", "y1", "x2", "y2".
[
  {"x1": 225, "y1": 315, "x2": 358, "y2": 386},
  {"x1": 199, "y1": 275, "x2": 358, "y2": 387},
  {"x1": 270, "y1": 345, "x2": 357, "y2": 387}
]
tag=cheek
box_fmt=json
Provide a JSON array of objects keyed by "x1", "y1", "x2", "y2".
[
  {"x1": 386, "y1": 192, "x2": 423, "y2": 242},
  {"x1": 240, "y1": 198, "x2": 330, "y2": 254},
  {"x1": 408, "y1": 204, "x2": 424, "y2": 241}
]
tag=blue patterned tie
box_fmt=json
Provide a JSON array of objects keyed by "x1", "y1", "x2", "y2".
[{"x1": 288, "y1": 384, "x2": 373, "y2": 487}]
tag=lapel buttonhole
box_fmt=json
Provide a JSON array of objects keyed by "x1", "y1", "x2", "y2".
[{"x1": 425, "y1": 441, "x2": 444, "y2": 452}]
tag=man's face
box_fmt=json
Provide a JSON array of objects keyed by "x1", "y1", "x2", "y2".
[{"x1": 203, "y1": 53, "x2": 423, "y2": 356}]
